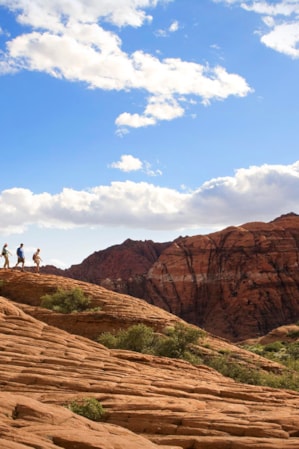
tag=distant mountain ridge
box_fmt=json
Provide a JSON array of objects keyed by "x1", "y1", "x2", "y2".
[{"x1": 42, "y1": 212, "x2": 299, "y2": 341}]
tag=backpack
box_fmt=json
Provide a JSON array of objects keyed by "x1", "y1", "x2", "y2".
[{"x1": 32, "y1": 253, "x2": 37, "y2": 261}]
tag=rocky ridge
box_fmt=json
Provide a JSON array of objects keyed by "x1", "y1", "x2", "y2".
[
  {"x1": 44, "y1": 213, "x2": 299, "y2": 342},
  {"x1": 0, "y1": 270, "x2": 299, "y2": 448}
]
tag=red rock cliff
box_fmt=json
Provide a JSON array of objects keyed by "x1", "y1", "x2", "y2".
[{"x1": 144, "y1": 213, "x2": 299, "y2": 341}]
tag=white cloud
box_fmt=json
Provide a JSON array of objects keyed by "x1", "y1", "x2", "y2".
[
  {"x1": 169, "y1": 20, "x2": 179, "y2": 32},
  {"x1": 261, "y1": 21, "x2": 299, "y2": 58},
  {"x1": 115, "y1": 112, "x2": 157, "y2": 128},
  {"x1": 116, "y1": 95, "x2": 185, "y2": 128},
  {"x1": 109, "y1": 154, "x2": 162, "y2": 176},
  {"x1": 156, "y1": 19, "x2": 180, "y2": 36},
  {"x1": 0, "y1": 0, "x2": 252, "y2": 128},
  {"x1": 217, "y1": 0, "x2": 299, "y2": 58},
  {"x1": 1, "y1": 161, "x2": 299, "y2": 235},
  {"x1": 145, "y1": 96, "x2": 184, "y2": 120},
  {"x1": 110, "y1": 154, "x2": 143, "y2": 172}
]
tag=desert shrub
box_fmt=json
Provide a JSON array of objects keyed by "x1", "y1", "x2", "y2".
[
  {"x1": 116, "y1": 323, "x2": 157, "y2": 353},
  {"x1": 288, "y1": 342, "x2": 299, "y2": 359},
  {"x1": 243, "y1": 344, "x2": 265, "y2": 356},
  {"x1": 97, "y1": 322, "x2": 202, "y2": 364},
  {"x1": 98, "y1": 323, "x2": 157, "y2": 353},
  {"x1": 40, "y1": 288, "x2": 91, "y2": 313},
  {"x1": 263, "y1": 341, "x2": 284, "y2": 352},
  {"x1": 67, "y1": 397, "x2": 105, "y2": 421},
  {"x1": 204, "y1": 355, "x2": 262, "y2": 385},
  {"x1": 203, "y1": 354, "x2": 299, "y2": 391},
  {"x1": 155, "y1": 323, "x2": 202, "y2": 359},
  {"x1": 97, "y1": 332, "x2": 119, "y2": 349}
]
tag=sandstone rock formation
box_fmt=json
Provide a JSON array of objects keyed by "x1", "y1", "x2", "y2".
[
  {"x1": 52, "y1": 238, "x2": 172, "y2": 298},
  {"x1": 0, "y1": 271, "x2": 299, "y2": 449},
  {"x1": 42, "y1": 213, "x2": 299, "y2": 342},
  {"x1": 145, "y1": 213, "x2": 299, "y2": 341}
]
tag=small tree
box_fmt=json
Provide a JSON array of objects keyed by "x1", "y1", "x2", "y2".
[{"x1": 40, "y1": 288, "x2": 91, "y2": 313}]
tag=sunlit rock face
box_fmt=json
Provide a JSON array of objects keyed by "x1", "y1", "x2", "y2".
[
  {"x1": 0, "y1": 273, "x2": 299, "y2": 449},
  {"x1": 144, "y1": 213, "x2": 299, "y2": 341}
]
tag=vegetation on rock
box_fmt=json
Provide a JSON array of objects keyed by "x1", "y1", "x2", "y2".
[
  {"x1": 40, "y1": 287, "x2": 91, "y2": 313},
  {"x1": 66, "y1": 397, "x2": 106, "y2": 421},
  {"x1": 98, "y1": 322, "x2": 299, "y2": 392},
  {"x1": 98, "y1": 322, "x2": 204, "y2": 364}
]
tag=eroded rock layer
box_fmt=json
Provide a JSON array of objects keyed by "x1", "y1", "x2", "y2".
[
  {"x1": 0, "y1": 272, "x2": 299, "y2": 448},
  {"x1": 0, "y1": 297, "x2": 299, "y2": 448},
  {"x1": 144, "y1": 214, "x2": 299, "y2": 340}
]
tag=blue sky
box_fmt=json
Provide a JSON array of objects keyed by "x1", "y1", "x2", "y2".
[{"x1": 1, "y1": 0, "x2": 299, "y2": 268}]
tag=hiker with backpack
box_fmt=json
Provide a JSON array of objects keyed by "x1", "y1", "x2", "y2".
[
  {"x1": 2, "y1": 243, "x2": 12, "y2": 269},
  {"x1": 14, "y1": 243, "x2": 25, "y2": 271},
  {"x1": 32, "y1": 248, "x2": 42, "y2": 273}
]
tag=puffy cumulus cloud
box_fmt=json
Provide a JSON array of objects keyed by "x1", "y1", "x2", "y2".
[
  {"x1": 1, "y1": 162, "x2": 299, "y2": 235},
  {"x1": 186, "y1": 161, "x2": 299, "y2": 226},
  {"x1": 116, "y1": 95, "x2": 185, "y2": 129},
  {"x1": 110, "y1": 154, "x2": 143, "y2": 172},
  {"x1": 261, "y1": 20, "x2": 299, "y2": 58},
  {"x1": 0, "y1": 0, "x2": 252, "y2": 128},
  {"x1": 109, "y1": 154, "x2": 163, "y2": 176},
  {"x1": 0, "y1": 0, "x2": 160, "y2": 29},
  {"x1": 216, "y1": 0, "x2": 299, "y2": 58}
]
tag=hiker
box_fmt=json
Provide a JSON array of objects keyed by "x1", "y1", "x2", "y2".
[
  {"x1": 2, "y1": 243, "x2": 12, "y2": 269},
  {"x1": 32, "y1": 248, "x2": 42, "y2": 273},
  {"x1": 15, "y1": 243, "x2": 25, "y2": 271}
]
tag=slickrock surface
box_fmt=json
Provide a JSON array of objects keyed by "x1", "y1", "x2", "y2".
[
  {"x1": 0, "y1": 270, "x2": 181, "y2": 339},
  {"x1": 0, "y1": 271, "x2": 288, "y2": 374},
  {"x1": 1, "y1": 297, "x2": 299, "y2": 448},
  {"x1": 145, "y1": 213, "x2": 299, "y2": 341},
  {"x1": 0, "y1": 272, "x2": 299, "y2": 448}
]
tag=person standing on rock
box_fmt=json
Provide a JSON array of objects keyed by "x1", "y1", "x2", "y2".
[
  {"x1": 15, "y1": 243, "x2": 25, "y2": 271},
  {"x1": 2, "y1": 243, "x2": 12, "y2": 269},
  {"x1": 32, "y1": 248, "x2": 42, "y2": 273}
]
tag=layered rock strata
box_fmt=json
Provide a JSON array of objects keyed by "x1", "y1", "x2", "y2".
[{"x1": 1, "y1": 289, "x2": 299, "y2": 449}]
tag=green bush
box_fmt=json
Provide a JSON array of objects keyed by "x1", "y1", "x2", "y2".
[
  {"x1": 97, "y1": 331, "x2": 119, "y2": 349},
  {"x1": 204, "y1": 355, "x2": 262, "y2": 385},
  {"x1": 98, "y1": 323, "x2": 157, "y2": 353},
  {"x1": 288, "y1": 342, "x2": 299, "y2": 359},
  {"x1": 117, "y1": 324, "x2": 157, "y2": 353},
  {"x1": 203, "y1": 353, "x2": 299, "y2": 391},
  {"x1": 40, "y1": 288, "x2": 91, "y2": 313},
  {"x1": 97, "y1": 322, "x2": 202, "y2": 364},
  {"x1": 67, "y1": 397, "x2": 105, "y2": 421},
  {"x1": 155, "y1": 323, "x2": 202, "y2": 359},
  {"x1": 263, "y1": 341, "x2": 284, "y2": 352}
]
